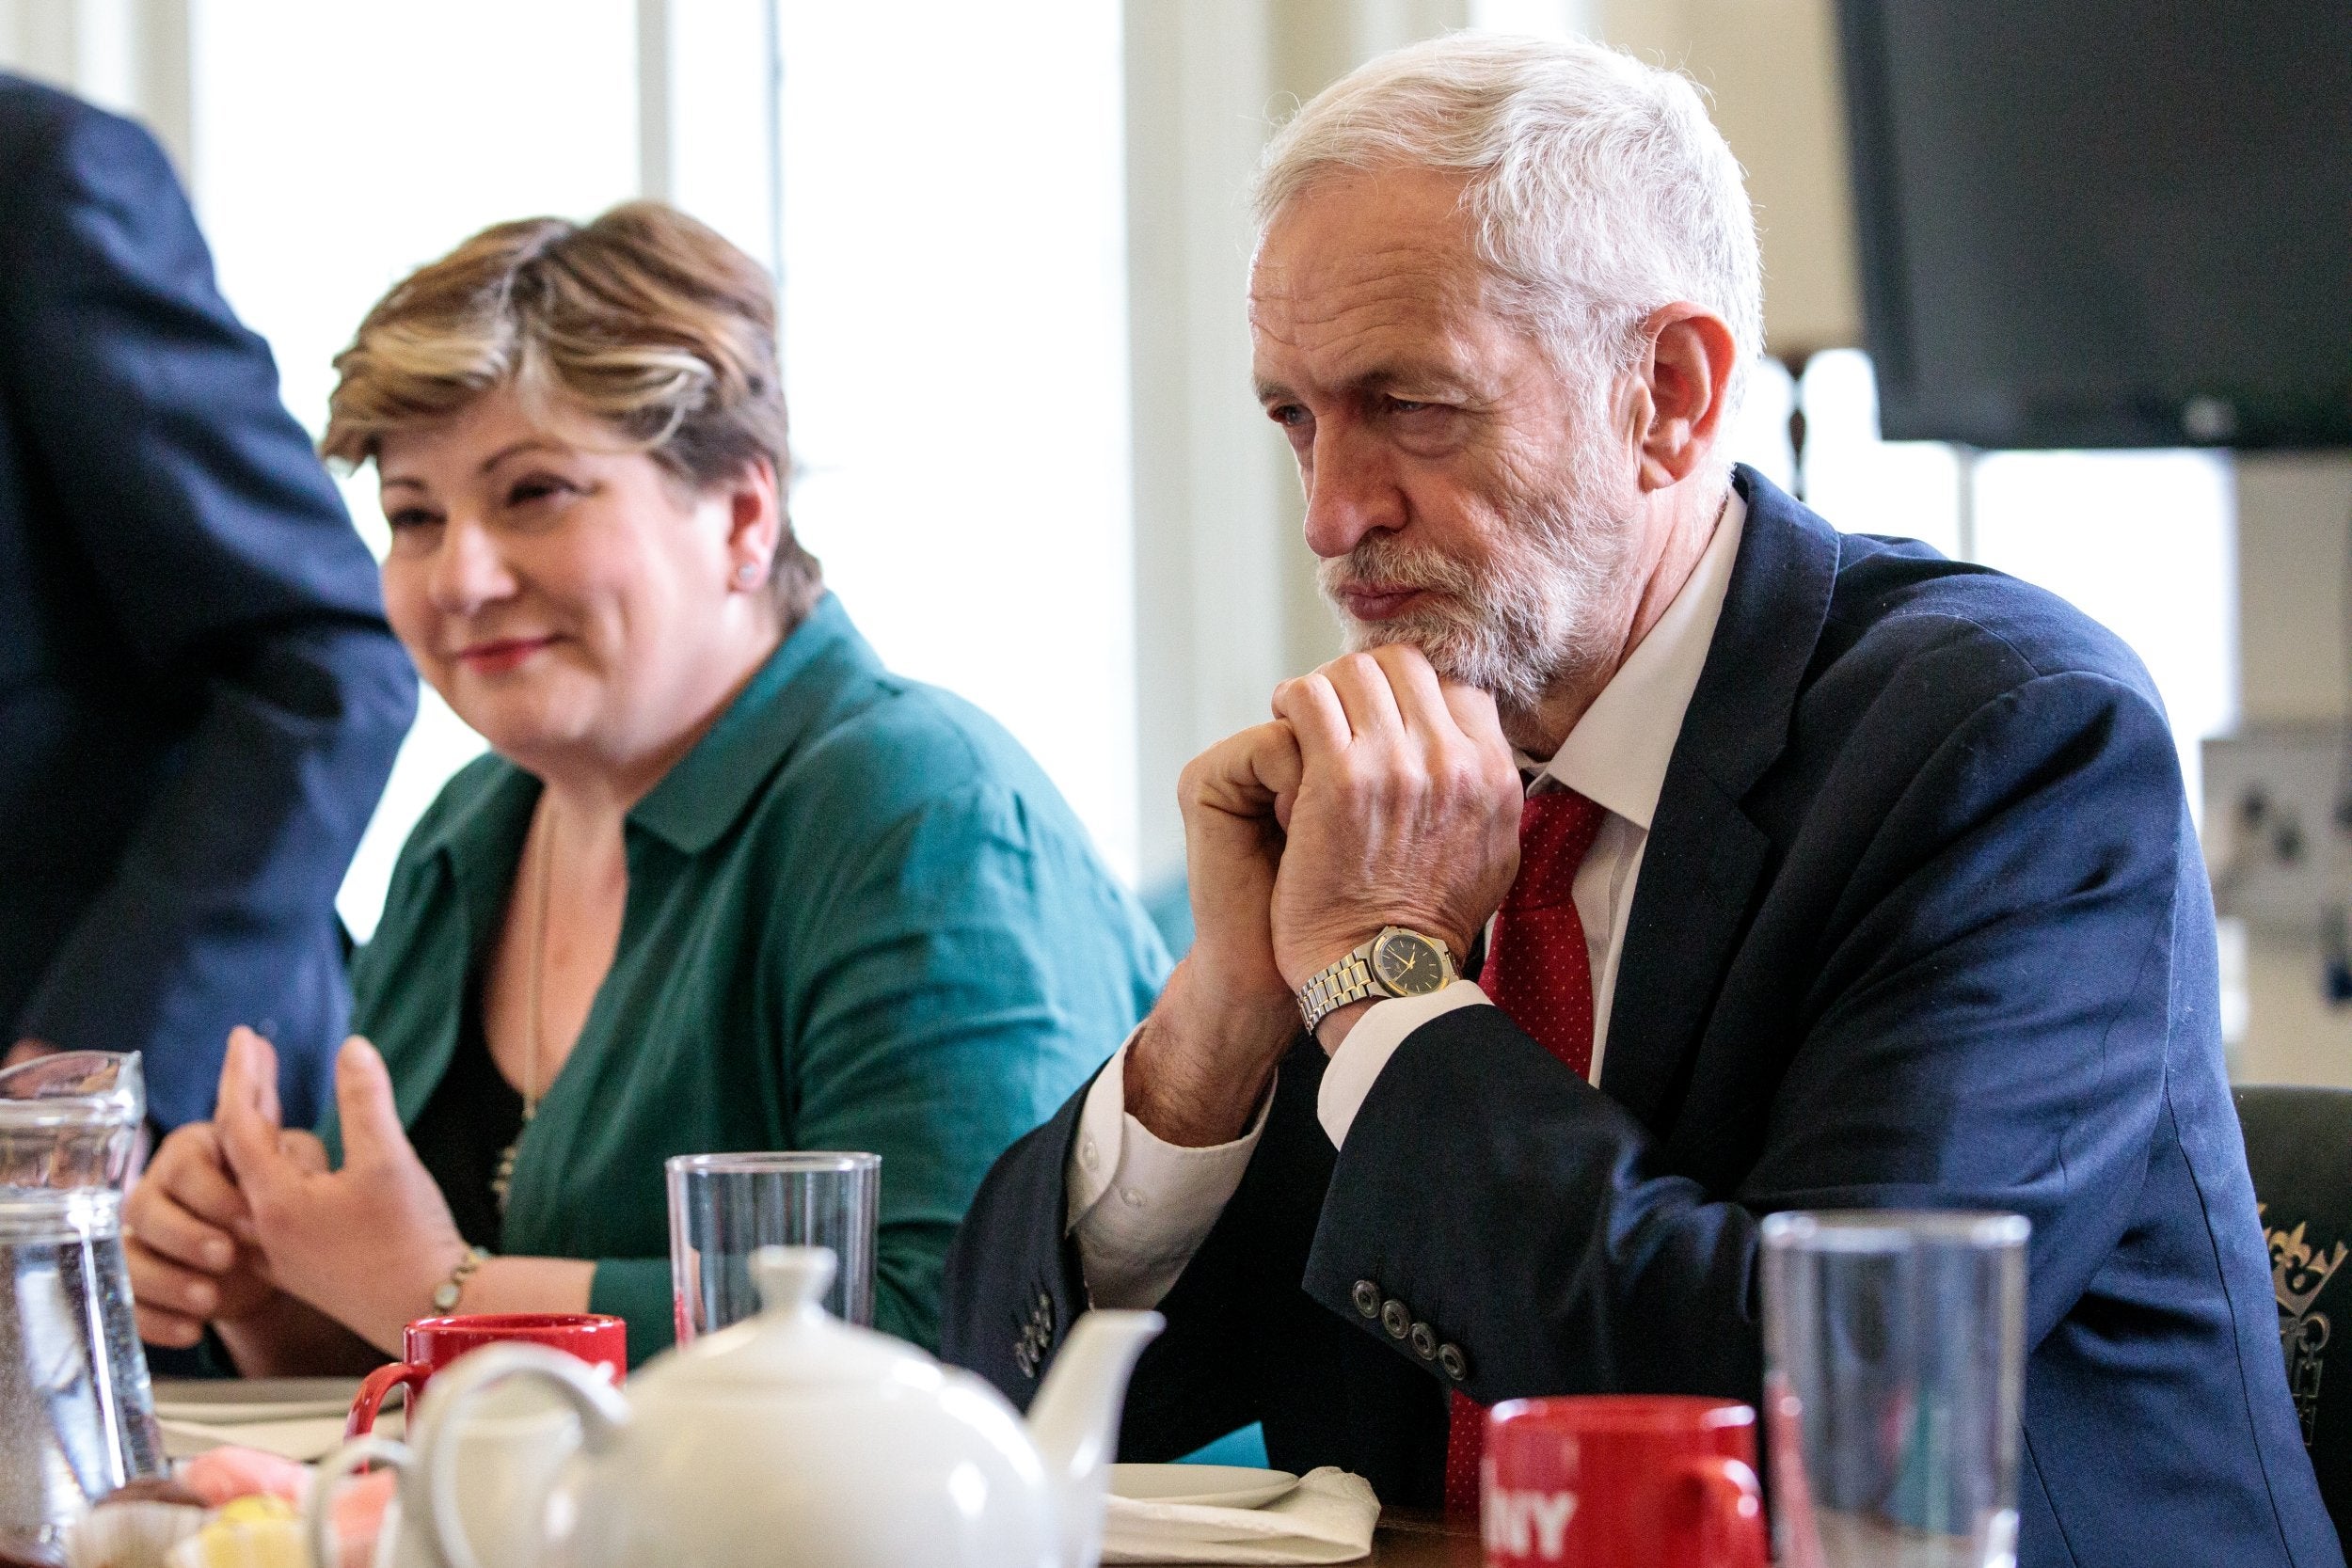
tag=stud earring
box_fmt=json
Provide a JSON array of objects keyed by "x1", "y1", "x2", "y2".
[{"x1": 735, "y1": 562, "x2": 762, "y2": 587}]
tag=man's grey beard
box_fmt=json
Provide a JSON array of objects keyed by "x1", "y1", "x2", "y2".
[{"x1": 1317, "y1": 471, "x2": 1642, "y2": 729}]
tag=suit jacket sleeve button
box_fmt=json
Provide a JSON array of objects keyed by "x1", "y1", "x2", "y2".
[
  {"x1": 1408, "y1": 1322, "x2": 1438, "y2": 1361},
  {"x1": 1381, "y1": 1300, "x2": 1411, "y2": 1339},
  {"x1": 1438, "y1": 1343, "x2": 1469, "y2": 1382},
  {"x1": 1352, "y1": 1280, "x2": 1381, "y2": 1318}
]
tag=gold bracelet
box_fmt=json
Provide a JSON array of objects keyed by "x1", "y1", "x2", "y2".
[{"x1": 430, "y1": 1246, "x2": 489, "y2": 1313}]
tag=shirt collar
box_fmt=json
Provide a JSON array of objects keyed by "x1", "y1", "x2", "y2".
[
  {"x1": 628, "y1": 592, "x2": 882, "y2": 853},
  {"x1": 414, "y1": 591, "x2": 882, "y2": 873},
  {"x1": 1526, "y1": 490, "x2": 1747, "y2": 830}
]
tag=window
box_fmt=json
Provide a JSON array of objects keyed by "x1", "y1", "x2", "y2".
[
  {"x1": 185, "y1": 0, "x2": 1140, "y2": 934},
  {"x1": 775, "y1": 2, "x2": 1137, "y2": 879},
  {"x1": 1791, "y1": 349, "x2": 2235, "y2": 816},
  {"x1": 188, "y1": 0, "x2": 645, "y2": 939}
]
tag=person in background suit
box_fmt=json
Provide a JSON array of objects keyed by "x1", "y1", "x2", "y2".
[
  {"x1": 942, "y1": 35, "x2": 2340, "y2": 1568},
  {"x1": 0, "y1": 73, "x2": 415, "y2": 1130}
]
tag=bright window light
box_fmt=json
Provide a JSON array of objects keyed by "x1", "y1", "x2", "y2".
[
  {"x1": 1795, "y1": 350, "x2": 2235, "y2": 822},
  {"x1": 1798, "y1": 348, "x2": 1964, "y2": 557},
  {"x1": 1971, "y1": 450, "x2": 2236, "y2": 817},
  {"x1": 187, "y1": 0, "x2": 643, "y2": 939},
  {"x1": 776, "y1": 2, "x2": 1137, "y2": 880}
]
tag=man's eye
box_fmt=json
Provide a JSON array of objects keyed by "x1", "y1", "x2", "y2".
[
  {"x1": 386, "y1": 509, "x2": 440, "y2": 531},
  {"x1": 1267, "y1": 404, "x2": 1308, "y2": 428},
  {"x1": 1387, "y1": 396, "x2": 1436, "y2": 415}
]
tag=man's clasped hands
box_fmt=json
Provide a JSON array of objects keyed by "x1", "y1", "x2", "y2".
[{"x1": 1125, "y1": 643, "x2": 1526, "y2": 1148}]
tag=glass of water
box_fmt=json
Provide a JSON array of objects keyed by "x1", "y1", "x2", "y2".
[
  {"x1": 1761, "y1": 1210, "x2": 2029, "y2": 1568},
  {"x1": 666, "y1": 1152, "x2": 880, "y2": 1342},
  {"x1": 0, "y1": 1051, "x2": 163, "y2": 1562}
]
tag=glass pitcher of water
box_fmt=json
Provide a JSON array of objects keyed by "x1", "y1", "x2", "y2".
[{"x1": 0, "y1": 1051, "x2": 165, "y2": 1562}]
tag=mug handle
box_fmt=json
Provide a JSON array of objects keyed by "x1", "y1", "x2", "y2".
[
  {"x1": 1671, "y1": 1454, "x2": 1769, "y2": 1568},
  {"x1": 349, "y1": 1361, "x2": 432, "y2": 1440},
  {"x1": 307, "y1": 1433, "x2": 410, "y2": 1568},
  {"x1": 408, "y1": 1342, "x2": 631, "y2": 1568}
]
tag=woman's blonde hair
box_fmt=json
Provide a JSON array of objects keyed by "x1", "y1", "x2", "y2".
[{"x1": 324, "y1": 200, "x2": 819, "y2": 613}]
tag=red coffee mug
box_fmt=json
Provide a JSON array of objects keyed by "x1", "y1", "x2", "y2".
[
  {"x1": 345, "y1": 1312, "x2": 627, "y2": 1439},
  {"x1": 1483, "y1": 1395, "x2": 1768, "y2": 1568}
]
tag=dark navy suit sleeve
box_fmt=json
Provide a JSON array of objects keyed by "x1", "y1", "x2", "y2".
[
  {"x1": 940, "y1": 1077, "x2": 1098, "y2": 1398},
  {"x1": 0, "y1": 92, "x2": 416, "y2": 1127},
  {"x1": 1303, "y1": 667, "x2": 2189, "y2": 1407}
]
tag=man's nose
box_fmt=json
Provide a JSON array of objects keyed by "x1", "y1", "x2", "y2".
[
  {"x1": 1299, "y1": 423, "x2": 1405, "y2": 560},
  {"x1": 426, "y1": 517, "x2": 516, "y2": 612}
]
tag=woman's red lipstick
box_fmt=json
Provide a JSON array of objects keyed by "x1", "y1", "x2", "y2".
[{"x1": 453, "y1": 635, "x2": 555, "y2": 674}]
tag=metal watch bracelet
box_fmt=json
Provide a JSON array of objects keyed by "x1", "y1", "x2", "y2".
[{"x1": 1296, "y1": 943, "x2": 1382, "y2": 1035}]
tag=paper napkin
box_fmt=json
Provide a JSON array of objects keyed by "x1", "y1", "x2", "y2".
[{"x1": 1100, "y1": 1466, "x2": 1380, "y2": 1565}]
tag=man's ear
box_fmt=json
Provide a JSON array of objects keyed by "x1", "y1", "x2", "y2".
[{"x1": 1630, "y1": 304, "x2": 1738, "y2": 493}]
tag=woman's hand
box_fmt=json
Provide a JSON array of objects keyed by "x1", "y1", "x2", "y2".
[
  {"x1": 217, "y1": 1029, "x2": 470, "y2": 1354},
  {"x1": 124, "y1": 1114, "x2": 286, "y2": 1348}
]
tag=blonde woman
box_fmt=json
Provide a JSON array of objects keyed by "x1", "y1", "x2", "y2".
[{"x1": 124, "y1": 203, "x2": 1168, "y2": 1370}]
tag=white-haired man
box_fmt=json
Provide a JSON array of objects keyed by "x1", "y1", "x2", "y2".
[{"x1": 944, "y1": 34, "x2": 2335, "y2": 1567}]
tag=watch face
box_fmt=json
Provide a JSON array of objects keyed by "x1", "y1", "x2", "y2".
[{"x1": 1374, "y1": 930, "x2": 1447, "y2": 996}]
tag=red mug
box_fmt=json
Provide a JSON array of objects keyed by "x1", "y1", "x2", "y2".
[
  {"x1": 345, "y1": 1312, "x2": 627, "y2": 1438},
  {"x1": 1483, "y1": 1395, "x2": 1768, "y2": 1568}
]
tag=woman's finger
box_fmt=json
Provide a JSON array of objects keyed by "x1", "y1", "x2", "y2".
[
  {"x1": 135, "y1": 1301, "x2": 205, "y2": 1349},
  {"x1": 127, "y1": 1243, "x2": 222, "y2": 1319},
  {"x1": 151, "y1": 1125, "x2": 253, "y2": 1233},
  {"x1": 215, "y1": 1041, "x2": 294, "y2": 1202},
  {"x1": 127, "y1": 1192, "x2": 237, "y2": 1274}
]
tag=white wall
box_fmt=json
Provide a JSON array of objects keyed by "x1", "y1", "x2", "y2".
[{"x1": 2233, "y1": 456, "x2": 2352, "y2": 1085}]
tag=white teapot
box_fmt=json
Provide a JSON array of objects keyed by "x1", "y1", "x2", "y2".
[{"x1": 312, "y1": 1247, "x2": 1161, "y2": 1568}]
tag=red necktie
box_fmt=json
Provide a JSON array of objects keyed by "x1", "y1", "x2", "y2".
[{"x1": 1444, "y1": 786, "x2": 1609, "y2": 1516}]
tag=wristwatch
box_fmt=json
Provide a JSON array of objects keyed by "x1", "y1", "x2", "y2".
[{"x1": 1295, "y1": 927, "x2": 1457, "y2": 1034}]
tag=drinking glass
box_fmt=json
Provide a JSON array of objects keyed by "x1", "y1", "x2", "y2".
[
  {"x1": 0, "y1": 1051, "x2": 164, "y2": 1564},
  {"x1": 667, "y1": 1152, "x2": 879, "y2": 1341},
  {"x1": 1760, "y1": 1210, "x2": 2028, "y2": 1568}
]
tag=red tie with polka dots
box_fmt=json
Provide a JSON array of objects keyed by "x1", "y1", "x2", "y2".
[{"x1": 1443, "y1": 786, "x2": 1609, "y2": 1516}]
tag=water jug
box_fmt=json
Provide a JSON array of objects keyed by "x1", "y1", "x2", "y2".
[{"x1": 0, "y1": 1051, "x2": 164, "y2": 1564}]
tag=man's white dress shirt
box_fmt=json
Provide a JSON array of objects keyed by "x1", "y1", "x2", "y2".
[{"x1": 1070, "y1": 494, "x2": 1748, "y2": 1309}]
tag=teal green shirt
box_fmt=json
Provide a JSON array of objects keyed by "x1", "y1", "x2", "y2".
[{"x1": 327, "y1": 594, "x2": 1168, "y2": 1364}]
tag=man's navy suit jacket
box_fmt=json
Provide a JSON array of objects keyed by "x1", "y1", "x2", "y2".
[
  {"x1": 944, "y1": 469, "x2": 2342, "y2": 1568},
  {"x1": 0, "y1": 75, "x2": 415, "y2": 1128}
]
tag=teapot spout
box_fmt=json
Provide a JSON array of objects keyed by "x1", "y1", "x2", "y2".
[{"x1": 1026, "y1": 1307, "x2": 1162, "y2": 1568}]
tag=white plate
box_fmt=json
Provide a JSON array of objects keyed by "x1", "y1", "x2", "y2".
[
  {"x1": 151, "y1": 1376, "x2": 361, "y2": 1424},
  {"x1": 1108, "y1": 1464, "x2": 1302, "y2": 1510}
]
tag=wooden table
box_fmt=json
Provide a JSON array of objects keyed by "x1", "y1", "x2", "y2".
[{"x1": 1359, "y1": 1509, "x2": 1484, "y2": 1566}]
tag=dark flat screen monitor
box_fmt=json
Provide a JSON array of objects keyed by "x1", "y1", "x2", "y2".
[{"x1": 1835, "y1": 1, "x2": 2352, "y2": 450}]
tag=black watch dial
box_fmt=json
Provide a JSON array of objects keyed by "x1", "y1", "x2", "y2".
[{"x1": 1373, "y1": 930, "x2": 1447, "y2": 996}]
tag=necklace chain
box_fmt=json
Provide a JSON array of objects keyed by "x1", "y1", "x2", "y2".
[{"x1": 491, "y1": 800, "x2": 557, "y2": 1215}]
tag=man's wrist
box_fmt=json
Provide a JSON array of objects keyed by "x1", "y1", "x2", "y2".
[
  {"x1": 1312, "y1": 998, "x2": 1376, "y2": 1055},
  {"x1": 1124, "y1": 961, "x2": 1293, "y2": 1148}
]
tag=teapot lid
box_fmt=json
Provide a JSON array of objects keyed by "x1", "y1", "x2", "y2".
[{"x1": 646, "y1": 1247, "x2": 928, "y2": 1393}]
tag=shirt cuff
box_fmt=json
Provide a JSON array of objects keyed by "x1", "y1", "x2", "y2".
[
  {"x1": 1315, "y1": 980, "x2": 1493, "y2": 1148},
  {"x1": 1064, "y1": 1033, "x2": 1269, "y2": 1309}
]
